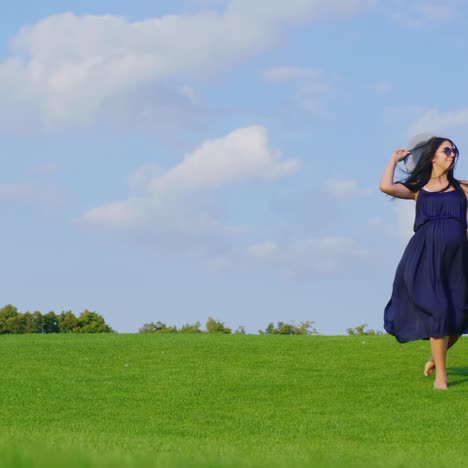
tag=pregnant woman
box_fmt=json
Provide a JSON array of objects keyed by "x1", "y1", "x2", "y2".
[{"x1": 380, "y1": 136, "x2": 468, "y2": 390}]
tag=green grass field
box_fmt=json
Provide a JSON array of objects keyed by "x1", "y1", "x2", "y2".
[{"x1": 1, "y1": 334, "x2": 467, "y2": 467}]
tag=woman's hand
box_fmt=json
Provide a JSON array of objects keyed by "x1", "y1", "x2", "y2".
[
  {"x1": 392, "y1": 149, "x2": 410, "y2": 163},
  {"x1": 380, "y1": 149, "x2": 416, "y2": 200}
]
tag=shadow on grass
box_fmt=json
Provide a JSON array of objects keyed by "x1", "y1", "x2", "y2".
[{"x1": 447, "y1": 367, "x2": 468, "y2": 387}]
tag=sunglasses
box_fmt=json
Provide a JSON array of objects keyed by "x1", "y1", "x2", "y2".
[{"x1": 442, "y1": 146, "x2": 459, "y2": 157}]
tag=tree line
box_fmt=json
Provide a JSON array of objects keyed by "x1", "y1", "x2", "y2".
[
  {"x1": 0, "y1": 305, "x2": 113, "y2": 334},
  {"x1": 140, "y1": 320, "x2": 383, "y2": 335},
  {"x1": 0, "y1": 304, "x2": 384, "y2": 336},
  {"x1": 346, "y1": 324, "x2": 383, "y2": 336},
  {"x1": 139, "y1": 318, "x2": 319, "y2": 335}
]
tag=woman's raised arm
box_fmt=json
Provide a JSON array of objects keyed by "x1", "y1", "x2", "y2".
[{"x1": 379, "y1": 149, "x2": 416, "y2": 199}]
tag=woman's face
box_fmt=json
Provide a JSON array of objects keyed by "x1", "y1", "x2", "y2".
[{"x1": 432, "y1": 140, "x2": 458, "y2": 172}]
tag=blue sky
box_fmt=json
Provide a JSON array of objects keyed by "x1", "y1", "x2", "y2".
[{"x1": 1, "y1": 0, "x2": 468, "y2": 334}]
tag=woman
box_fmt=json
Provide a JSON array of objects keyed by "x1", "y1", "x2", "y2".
[{"x1": 380, "y1": 137, "x2": 468, "y2": 390}]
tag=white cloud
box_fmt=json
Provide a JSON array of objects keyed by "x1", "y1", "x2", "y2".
[
  {"x1": 0, "y1": 1, "x2": 373, "y2": 131},
  {"x1": 81, "y1": 126, "x2": 297, "y2": 251},
  {"x1": 128, "y1": 163, "x2": 163, "y2": 194},
  {"x1": 82, "y1": 196, "x2": 245, "y2": 244},
  {"x1": 246, "y1": 241, "x2": 279, "y2": 258},
  {"x1": 149, "y1": 126, "x2": 298, "y2": 196},
  {"x1": 409, "y1": 108, "x2": 468, "y2": 135},
  {"x1": 321, "y1": 178, "x2": 372, "y2": 199},
  {"x1": 209, "y1": 236, "x2": 368, "y2": 275},
  {"x1": 391, "y1": 2, "x2": 456, "y2": 29}
]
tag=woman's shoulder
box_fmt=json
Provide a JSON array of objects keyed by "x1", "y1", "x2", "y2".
[{"x1": 457, "y1": 179, "x2": 468, "y2": 196}]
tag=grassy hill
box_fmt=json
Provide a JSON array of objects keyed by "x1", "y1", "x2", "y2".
[{"x1": 0, "y1": 334, "x2": 467, "y2": 467}]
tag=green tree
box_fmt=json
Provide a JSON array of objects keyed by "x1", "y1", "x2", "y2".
[
  {"x1": 259, "y1": 320, "x2": 318, "y2": 335},
  {"x1": 58, "y1": 311, "x2": 79, "y2": 333},
  {"x1": 179, "y1": 321, "x2": 203, "y2": 333},
  {"x1": 32, "y1": 311, "x2": 44, "y2": 333},
  {"x1": 346, "y1": 324, "x2": 383, "y2": 336},
  {"x1": 22, "y1": 312, "x2": 41, "y2": 334},
  {"x1": 139, "y1": 321, "x2": 177, "y2": 333},
  {"x1": 75, "y1": 310, "x2": 114, "y2": 333},
  {"x1": 0, "y1": 305, "x2": 20, "y2": 334},
  {"x1": 206, "y1": 317, "x2": 231, "y2": 334},
  {"x1": 42, "y1": 311, "x2": 59, "y2": 334},
  {"x1": 5, "y1": 314, "x2": 26, "y2": 334}
]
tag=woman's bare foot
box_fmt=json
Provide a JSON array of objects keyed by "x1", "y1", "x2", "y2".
[
  {"x1": 424, "y1": 359, "x2": 435, "y2": 376},
  {"x1": 433, "y1": 380, "x2": 448, "y2": 390}
]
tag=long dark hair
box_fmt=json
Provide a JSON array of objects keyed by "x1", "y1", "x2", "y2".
[{"x1": 398, "y1": 136, "x2": 461, "y2": 194}]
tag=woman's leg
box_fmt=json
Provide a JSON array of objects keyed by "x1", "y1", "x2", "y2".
[
  {"x1": 430, "y1": 336, "x2": 449, "y2": 390},
  {"x1": 424, "y1": 335, "x2": 460, "y2": 376}
]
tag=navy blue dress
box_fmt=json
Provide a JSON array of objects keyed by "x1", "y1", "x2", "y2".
[{"x1": 384, "y1": 187, "x2": 468, "y2": 343}]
